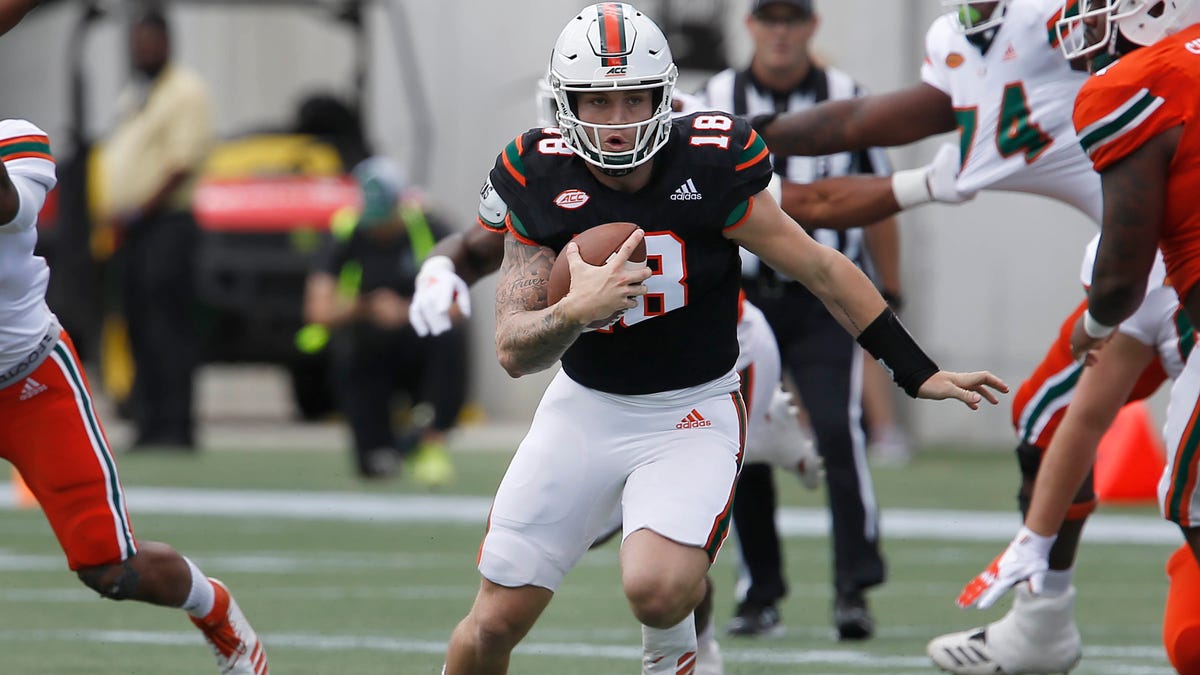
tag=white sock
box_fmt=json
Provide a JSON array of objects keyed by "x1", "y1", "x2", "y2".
[
  {"x1": 1041, "y1": 568, "x2": 1073, "y2": 597},
  {"x1": 642, "y1": 614, "x2": 697, "y2": 675},
  {"x1": 180, "y1": 557, "x2": 216, "y2": 618}
]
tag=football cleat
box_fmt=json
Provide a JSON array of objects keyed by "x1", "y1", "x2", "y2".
[
  {"x1": 409, "y1": 441, "x2": 455, "y2": 487},
  {"x1": 190, "y1": 578, "x2": 269, "y2": 674},
  {"x1": 725, "y1": 602, "x2": 784, "y2": 638},
  {"x1": 834, "y1": 591, "x2": 874, "y2": 641},
  {"x1": 928, "y1": 585, "x2": 1081, "y2": 674}
]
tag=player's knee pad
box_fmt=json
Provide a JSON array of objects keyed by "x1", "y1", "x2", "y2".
[
  {"x1": 76, "y1": 559, "x2": 139, "y2": 601},
  {"x1": 1165, "y1": 544, "x2": 1200, "y2": 675}
]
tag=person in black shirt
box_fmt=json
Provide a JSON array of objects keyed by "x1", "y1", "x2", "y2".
[
  {"x1": 440, "y1": 4, "x2": 1005, "y2": 674},
  {"x1": 303, "y1": 157, "x2": 466, "y2": 483}
]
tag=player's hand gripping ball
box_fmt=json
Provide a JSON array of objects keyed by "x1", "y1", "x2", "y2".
[{"x1": 548, "y1": 222, "x2": 648, "y2": 330}]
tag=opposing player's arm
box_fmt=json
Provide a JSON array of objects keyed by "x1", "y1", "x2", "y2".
[
  {"x1": 759, "y1": 84, "x2": 955, "y2": 156},
  {"x1": 728, "y1": 191, "x2": 1006, "y2": 408},
  {"x1": 1088, "y1": 126, "x2": 1179, "y2": 327},
  {"x1": 432, "y1": 225, "x2": 506, "y2": 285},
  {"x1": 1026, "y1": 332, "x2": 1155, "y2": 535},
  {"x1": 0, "y1": 0, "x2": 38, "y2": 37},
  {"x1": 778, "y1": 174, "x2": 902, "y2": 230}
]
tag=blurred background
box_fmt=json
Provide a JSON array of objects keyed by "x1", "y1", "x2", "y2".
[{"x1": 0, "y1": 0, "x2": 1101, "y2": 447}]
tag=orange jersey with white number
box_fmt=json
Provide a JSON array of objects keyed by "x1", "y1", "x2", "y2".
[{"x1": 1074, "y1": 24, "x2": 1200, "y2": 299}]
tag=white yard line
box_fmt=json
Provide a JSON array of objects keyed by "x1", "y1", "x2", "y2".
[
  {"x1": 0, "y1": 485, "x2": 1179, "y2": 545},
  {"x1": 0, "y1": 628, "x2": 1173, "y2": 673}
]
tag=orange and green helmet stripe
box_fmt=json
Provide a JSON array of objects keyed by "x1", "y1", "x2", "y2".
[
  {"x1": 0, "y1": 134, "x2": 52, "y2": 162},
  {"x1": 597, "y1": 3, "x2": 629, "y2": 67}
]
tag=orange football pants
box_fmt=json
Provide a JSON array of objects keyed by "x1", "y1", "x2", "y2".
[
  {"x1": 1165, "y1": 543, "x2": 1200, "y2": 674},
  {"x1": 1012, "y1": 299, "x2": 1168, "y2": 448},
  {"x1": 0, "y1": 333, "x2": 137, "y2": 570}
]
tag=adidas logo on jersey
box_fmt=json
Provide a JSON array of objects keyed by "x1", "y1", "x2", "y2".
[
  {"x1": 676, "y1": 408, "x2": 712, "y2": 429},
  {"x1": 19, "y1": 377, "x2": 46, "y2": 401},
  {"x1": 670, "y1": 179, "x2": 703, "y2": 201}
]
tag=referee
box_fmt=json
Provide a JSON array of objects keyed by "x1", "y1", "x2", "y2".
[{"x1": 700, "y1": 0, "x2": 896, "y2": 641}]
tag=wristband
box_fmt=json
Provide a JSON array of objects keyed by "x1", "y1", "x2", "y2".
[
  {"x1": 891, "y1": 168, "x2": 933, "y2": 209},
  {"x1": 856, "y1": 308, "x2": 939, "y2": 398},
  {"x1": 749, "y1": 112, "x2": 778, "y2": 137},
  {"x1": 420, "y1": 254, "x2": 455, "y2": 276},
  {"x1": 1083, "y1": 309, "x2": 1116, "y2": 339},
  {"x1": 1015, "y1": 525, "x2": 1057, "y2": 558}
]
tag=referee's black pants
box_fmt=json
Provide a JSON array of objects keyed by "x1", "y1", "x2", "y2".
[{"x1": 735, "y1": 285, "x2": 886, "y2": 607}]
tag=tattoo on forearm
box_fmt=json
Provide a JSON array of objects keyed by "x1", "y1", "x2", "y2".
[{"x1": 495, "y1": 237, "x2": 582, "y2": 373}]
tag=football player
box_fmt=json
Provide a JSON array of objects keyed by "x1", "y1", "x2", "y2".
[
  {"x1": 960, "y1": 234, "x2": 1200, "y2": 674},
  {"x1": 439, "y1": 4, "x2": 1006, "y2": 674},
  {"x1": 0, "y1": 119, "x2": 268, "y2": 674},
  {"x1": 749, "y1": 1, "x2": 1176, "y2": 671}
]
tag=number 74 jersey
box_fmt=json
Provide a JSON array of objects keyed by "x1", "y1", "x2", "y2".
[
  {"x1": 476, "y1": 113, "x2": 773, "y2": 395},
  {"x1": 920, "y1": 0, "x2": 1100, "y2": 223}
]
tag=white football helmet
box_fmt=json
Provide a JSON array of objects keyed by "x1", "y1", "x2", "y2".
[
  {"x1": 548, "y1": 3, "x2": 678, "y2": 172},
  {"x1": 1057, "y1": 0, "x2": 1200, "y2": 60},
  {"x1": 535, "y1": 75, "x2": 557, "y2": 128},
  {"x1": 943, "y1": 0, "x2": 1009, "y2": 35}
]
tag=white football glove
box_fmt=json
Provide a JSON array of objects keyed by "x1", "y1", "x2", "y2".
[
  {"x1": 957, "y1": 526, "x2": 1056, "y2": 610},
  {"x1": 890, "y1": 142, "x2": 976, "y2": 208},
  {"x1": 925, "y1": 142, "x2": 977, "y2": 204},
  {"x1": 751, "y1": 386, "x2": 824, "y2": 490},
  {"x1": 410, "y1": 255, "x2": 471, "y2": 337}
]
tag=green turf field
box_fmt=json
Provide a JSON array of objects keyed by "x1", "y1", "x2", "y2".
[{"x1": 0, "y1": 444, "x2": 1179, "y2": 674}]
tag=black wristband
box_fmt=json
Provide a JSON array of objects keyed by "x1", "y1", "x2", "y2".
[
  {"x1": 881, "y1": 290, "x2": 904, "y2": 312},
  {"x1": 856, "y1": 308, "x2": 939, "y2": 398},
  {"x1": 749, "y1": 112, "x2": 778, "y2": 137}
]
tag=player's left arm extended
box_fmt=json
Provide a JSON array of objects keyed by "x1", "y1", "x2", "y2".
[
  {"x1": 729, "y1": 190, "x2": 1006, "y2": 408},
  {"x1": 1089, "y1": 127, "x2": 1179, "y2": 327}
]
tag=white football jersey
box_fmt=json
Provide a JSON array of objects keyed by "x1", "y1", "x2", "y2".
[
  {"x1": 1080, "y1": 235, "x2": 1186, "y2": 378},
  {"x1": 921, "y1": 0, "x2": 1100, "y2": 222},
  {"x1": 0, "y1": 119, "x2": 58, "y2": 374}
]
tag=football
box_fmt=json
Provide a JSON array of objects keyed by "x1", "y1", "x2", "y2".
[{"x1": 547, "y1": 222, "x2": 647, "y2": 328}]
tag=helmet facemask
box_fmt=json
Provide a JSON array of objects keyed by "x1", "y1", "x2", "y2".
[
  {"x1": 548, "y1": 3, "x2": 678, "y2": 174},
  {"x1": 944, "y1": 0, "x2": 1010, "y2": 35},
  {"x1": 1057, "y1": 0, "x2": 1200, "y2": 61},
  {"x1": 550, "y1": 72, "x2": 677, "y2": 174}
]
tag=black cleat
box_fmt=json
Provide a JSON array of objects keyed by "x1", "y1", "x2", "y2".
[
  {"x1": 834, "y1": 591, "x2": 874, "y2": 641},
  {"x1": 725, "y1": 602, "x2": 784, "y2": 638}
]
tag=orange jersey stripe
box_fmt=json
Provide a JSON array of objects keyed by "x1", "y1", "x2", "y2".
[
  {"x1": 735, "y1": 145, "x2": 770, "y2": 172},
  {"x1": 4, "y1": 151, "x2": 53, "y2": 162}
]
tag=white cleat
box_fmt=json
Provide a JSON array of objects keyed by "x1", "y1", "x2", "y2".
[
  {"x1": 695, "y1": 634, "x2": 724, "y2": 675},
  {"x1": 927, "y1": 585, "x2": 1081, "y2": 675},
  {"x1": 191, "y1": 578, "x2": 270, "y2": 674}
]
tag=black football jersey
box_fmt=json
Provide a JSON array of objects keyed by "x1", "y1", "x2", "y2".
[{"x1": 483, "y1": 113, "x2": 773, "y2": 395}]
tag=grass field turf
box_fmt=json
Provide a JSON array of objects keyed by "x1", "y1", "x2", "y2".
[{"x1": 0, "y1": 444, "x2": 1179, "y2": 674}]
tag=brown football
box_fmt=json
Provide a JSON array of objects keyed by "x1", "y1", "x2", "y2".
[{"x1": 547, "y1": 222, "x2": 647, "y2": 326}]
